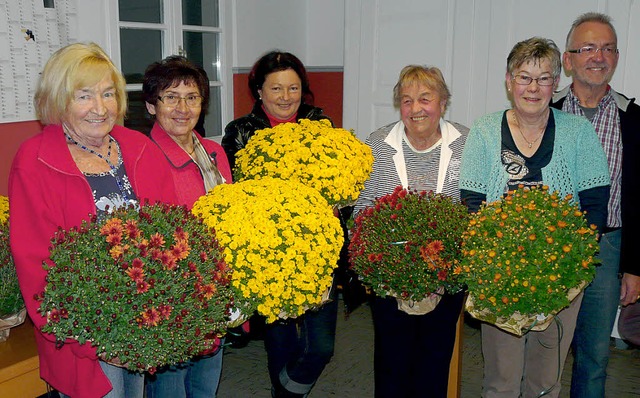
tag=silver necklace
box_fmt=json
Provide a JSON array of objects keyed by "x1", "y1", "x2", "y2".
[
  {"x1": 511, "y1": 112, "x2": 547, "y2": 148},
  {"x1": 64, "y1": 128, "x2": 130, "y2": 201}
]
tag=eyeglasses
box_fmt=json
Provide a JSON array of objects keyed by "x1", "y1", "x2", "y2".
[
  {"x1": 511, "y1": 74, "x2": 556, "y2": 86},
  {"x1": 157, "y1": 94, "x2": 203, "y2": 107},
  {"x1": 566, "y1": 46, "x2": 619, "y2": 56}
]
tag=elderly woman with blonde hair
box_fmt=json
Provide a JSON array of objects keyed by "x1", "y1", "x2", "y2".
[{"x1": 9, "y1": 42, "x2": 177, "y2": 398}]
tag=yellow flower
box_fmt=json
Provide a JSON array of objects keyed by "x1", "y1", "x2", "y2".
[
  {"x1": 0, "y1": 196, "x2": 9, "y2": 224},
  {"x1": 193, "y1": 177, "x2": 342, "y2": 323},
  {"x1": 234, "y1": 119, "x2": 374, "y2": 207}
]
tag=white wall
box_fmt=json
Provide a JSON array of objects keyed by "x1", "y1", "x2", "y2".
[
  {"x1": 343, "y1": 0, "x2": 640, "y2": 137},
  {"x1": 75, "y1": 0, "x2": 111, "y2": 51},
  {"x1": 73, "y1": 0, "x2": 640, "y2": 137},
  {"x1": 232, "y1": 0, "x2": 345, "y2": 69}
]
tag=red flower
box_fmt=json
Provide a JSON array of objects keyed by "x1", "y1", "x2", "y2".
[
  {"x1": 141, "y1": 308, "x2": 161, "y2": 327},
  {"x1": 173, "y1": 228, "x2": 188, "y2": 242},
  {"x1": 158, "y1": 304, "x2": 173, "y2": 320},
  {"x1": 160, "y1": 251, "x2": 177, "y2": 270},
  {"x1": 437, "y1": 270, "x2": 448, "y2": 281},
  {"x1": 125, "y1": 220, "x2": 141, "y2": 239},
  {"x1": 126, "y1": 266, "x2": 145, "y2": 282},
  {"x1": 48, "y1": 308, "x2": 61, "y2": 323},
  {"x1": 105, "y1": 233, "x2": 122, "y2": 245},
  {"x1": 136, "y1": 280, "x2": 150, "y2": 294},
  {"x1": 202, "y1": 283, "x2": 217, "y2": 300}
]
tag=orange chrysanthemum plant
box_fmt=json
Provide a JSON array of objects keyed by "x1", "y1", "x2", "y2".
[
  {"x1": 460, "y1": 186, "x2": 599, "y2": 335},
  {"x1": 349, "y1": 187, "x2": 468, "y2": 314},
  {"x1": 39, "y1": 203, "x2": 234, "y2": 373}
]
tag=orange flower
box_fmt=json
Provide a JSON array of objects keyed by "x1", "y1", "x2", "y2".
[
  {"x1": 126, "y1": 266, "x2": 145, "y2": 282},
  {"x1": 100, "y1": 218, "x2": 123, "y2": 236},
  {"x1": 141, "y1": 308, "x2": 161, "y2": 327},
  {"x1": 171, "y1": 240, "x2": 191, "y2": 260},
  {"x1": 202, "y1": 283, "x2": 217, "y2": 300},
  {"x1": 149, "y1": 233, "x2": 166, "y2": 248},
  {"x1": 109, "y1": 245, "x2": 124, "y2": 259}
]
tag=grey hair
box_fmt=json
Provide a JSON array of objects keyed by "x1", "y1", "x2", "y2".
[
  {"x1": 566, "y1": 12, "x2": 617, "y2": 49},
  {"x1": 392, "y1": 65, "x2": 451, "y2": 111}
]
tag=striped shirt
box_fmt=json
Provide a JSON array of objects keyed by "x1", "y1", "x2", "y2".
[{"x1": 354, "y1": 119, "x2": 468, "y2": 215}]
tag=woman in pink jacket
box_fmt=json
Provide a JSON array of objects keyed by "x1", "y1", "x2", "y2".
[
  {"x1": 142, "y1": 55, "x2": 232, "y2": 398},
  {"x1": 9, "y1": 42, "x2": 177, "y2": 398}
]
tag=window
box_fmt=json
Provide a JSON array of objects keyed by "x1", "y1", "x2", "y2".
[{"x1": 109, "y1": 0, "x2": 231, "y2": 137}]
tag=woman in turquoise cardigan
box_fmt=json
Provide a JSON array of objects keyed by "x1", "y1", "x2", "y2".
[{"x1": 459, "y1": 37, "x2": 610, "y2": 398}]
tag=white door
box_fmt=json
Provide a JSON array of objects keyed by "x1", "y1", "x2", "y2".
[{"x1": 343, "y1": 0, "x2": 640, "y2": 141}]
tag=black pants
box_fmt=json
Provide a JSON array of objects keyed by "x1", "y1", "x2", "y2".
[{"x1": 371, "y1": 291, "x2": 465, "y2": 398}]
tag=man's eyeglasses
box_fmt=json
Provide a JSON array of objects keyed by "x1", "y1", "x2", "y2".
[
  {"x1": 157, "y1": 94, "x2": 203, "y2": 107},
  {"x1": 511, "y1": 74, "x2": 555, "y2": 86},
  {"x1": 566, "y1": 46, "x2": 619, "y2": 56}
]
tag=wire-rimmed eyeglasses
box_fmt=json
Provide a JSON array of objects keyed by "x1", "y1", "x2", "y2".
[
  {"x1": 511, "y1": 74, "x2": 556, "y2": 86},
  {"x1": 157, "y1": 94, "x2": 203, "y2": 107},
  {"x1": 566, "y1": 46, "x2": 619, "y2": 56}
]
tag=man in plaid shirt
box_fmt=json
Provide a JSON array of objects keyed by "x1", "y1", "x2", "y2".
[{"x1": 551, "y1": 12, "x2": 640, "y2": 398}]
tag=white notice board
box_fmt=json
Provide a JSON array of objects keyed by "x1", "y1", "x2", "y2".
[{"x1": 0, "y1": 0, "x2": 77, "y2": 123}]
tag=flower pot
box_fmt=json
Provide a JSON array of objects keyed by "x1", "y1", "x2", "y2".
[
  {"x1": 0, "y1": 307, "x2": 27, "y2": 342},
  {"x1": 465, "y1": 281, "x2": 586, "y2": 336},
  {"x1": 396, "y1": 287, "x2": 445, "y2": 315}
]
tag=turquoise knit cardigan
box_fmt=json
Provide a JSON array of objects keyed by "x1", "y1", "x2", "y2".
[{"x1": 459, "y1": 108, "x2": 610, "y2": 203}]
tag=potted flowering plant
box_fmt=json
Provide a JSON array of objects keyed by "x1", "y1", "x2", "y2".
[
  {"x1": 192, "y1": 177, "x2": 343, "y2": 323},
  {"x1": 39, "y1": 202, "x2": 234, "y2": 373},
  {"x1": 348, "y1": 187, "x2": 469, "y2": 314},
  {"x1": 460, "y1": 186, "x2": 599, "y2": 336},
  {"x1": 0, "y1": 195, "x2": 26, "y2": 342},
  {"x1": 234, "y1": 119, "x2": 374, "y2": 207}
]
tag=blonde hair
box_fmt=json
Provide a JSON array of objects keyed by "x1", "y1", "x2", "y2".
[
  {"x1": 34, "y1": 42, "x2": 127, "y2": 125},
  {"x1": 392, "y1": 65, "x2": 451, "y2": 111}
]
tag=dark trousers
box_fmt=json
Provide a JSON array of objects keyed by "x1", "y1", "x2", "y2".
[
  {"x1": 371, "y1": 291, "x2": 465, "y2": 398},
  {"x1": 264, "y1": 291, "x2": 338, "y2": 396}
]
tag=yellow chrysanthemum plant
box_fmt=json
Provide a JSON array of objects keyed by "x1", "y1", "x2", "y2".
[
  {"x1": 192, "y1": 177, "x2": 343, "y2": 323},
  {"x1": 1, "y1": 195, "x2": 26, "y2": 342},
  {"x1": 234, "y1": 119, "x2": 374, "y2": 207},
  {"x1": 460, "y1": 185, "x2": 599, "y2": 336}
]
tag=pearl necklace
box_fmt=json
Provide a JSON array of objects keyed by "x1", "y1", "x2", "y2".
[{"x1": 511, "y1": 111, "x2": 547, "y2": 149}]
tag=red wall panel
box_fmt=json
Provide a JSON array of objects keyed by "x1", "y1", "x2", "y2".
[
  {"x1": 0, "y1": 121, "x2": 42, "y2": 195},
  {"x1": 232, "y1": 71, "x2": 344, "y2": 128}
]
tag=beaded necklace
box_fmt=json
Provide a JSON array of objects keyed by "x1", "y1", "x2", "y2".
[{"x1": 64, "y1": 129, "x2": 131, "y2": 201}]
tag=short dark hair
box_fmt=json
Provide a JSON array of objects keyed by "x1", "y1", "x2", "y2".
[
  {"x1": 248, "y1": 51, "x2": 314, "y2": 104},
  {"x1": 142, "y1": 55, "x2": 210, "y2": 113}
]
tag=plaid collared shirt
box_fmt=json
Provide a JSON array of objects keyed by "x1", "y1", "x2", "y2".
[{"x1": 562, "y1": 88, "x2": 622, "y2": 228}]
